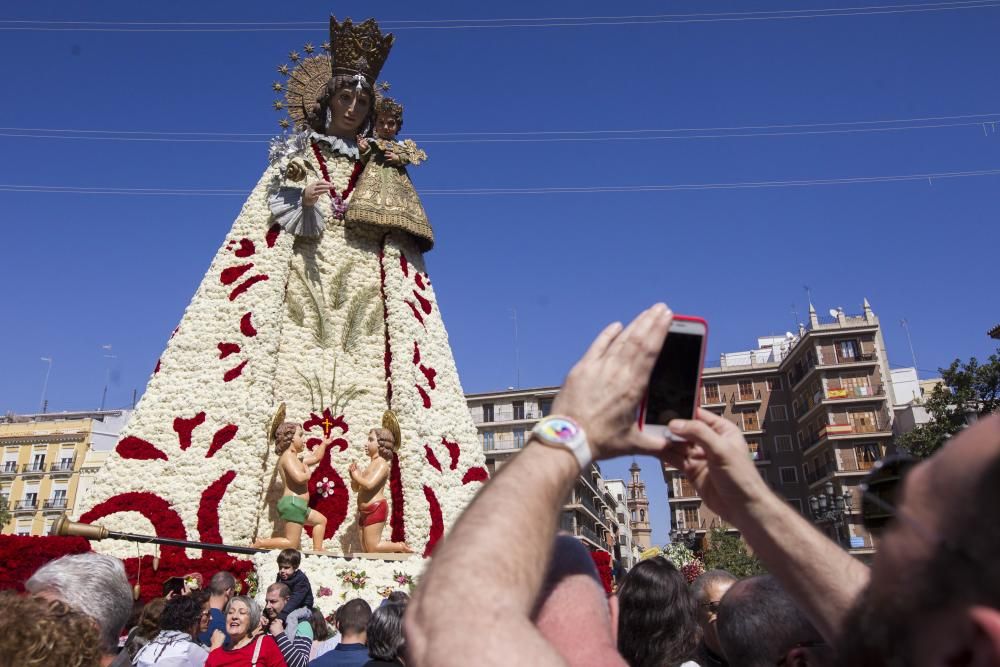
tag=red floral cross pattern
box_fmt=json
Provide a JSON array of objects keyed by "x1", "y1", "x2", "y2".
[{"x1": 301, "y1": 409, "x2": 351, "y2": 540}]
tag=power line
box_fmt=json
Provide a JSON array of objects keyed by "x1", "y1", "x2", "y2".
[
  {"x1": 1, "y1": 167, "x2": 998, "y2": 197},
  {"x1": 0, "y1": 113, "x2": 997, "y2": 145},
  {"x1": 2, "y1": 1, "x2": 998, "y2": 31}
]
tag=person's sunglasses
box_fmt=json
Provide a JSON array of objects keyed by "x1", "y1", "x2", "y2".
[{"x1": 859, "y1": 454, "x2": 978, "y2": 565}]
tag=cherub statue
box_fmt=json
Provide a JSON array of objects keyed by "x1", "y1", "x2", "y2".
[
  {"x1": 254, "y1": 420, "x2": 333, "y2": 552},
  {"x1": 349, "y1": 417, "x2": 412, "y2": 554}
]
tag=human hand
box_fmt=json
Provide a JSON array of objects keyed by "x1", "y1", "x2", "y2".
[
  {"x1": 550, "y1": 303, "x2": 673, "y2": 461},
  {"x1": 210, "y1": 629, "x2": 226, "y2": 650},
  {"x1": 269, "y1": 618, "x2": 284, "y2": 636},
  {"x1": 663, "y1": 408, "x2": 773, "y2": 522},
  {"x1": 302, "y1": 181, "x2": 335, "y2": 207}
]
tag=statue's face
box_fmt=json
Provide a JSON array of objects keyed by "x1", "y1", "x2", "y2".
[
  {"x1": 375, "y1": 113, "x2": 399, "y2": 140},
  {"x1": 328, "y1": 85, "x2": 372, "y2": 138},
  {"x1": 366, "y1": 430, "x2": 379, "y2": 457},
  {"x1": 292, "y1": 426, "x2": 304, "y2": 451}
]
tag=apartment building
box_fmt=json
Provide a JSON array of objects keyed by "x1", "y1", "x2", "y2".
[
  {"x1": 466, "y1": 387, "x2": 629, "y2": 563},
  {"x1": 663, "y1": 300, "x2": 896, "y2": 558},
  {"x1": 1, "y1": 410, "x2": 129, "y2": 535},
  {"x1": 604, "y1": 478, "x2": 636, "y2": 570}
]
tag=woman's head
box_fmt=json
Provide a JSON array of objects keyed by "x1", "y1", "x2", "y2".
[
  {"x1": 274, "y1": 422, "x2": 301, "y2": 456},
  {"x1": 224, "y1": 596, "x2": 261, "y2": 641},
  {"x1": 191, "y1": 590, "x2": 212, "y2": 635},
  {"x1": 367, "y1": 601, "x2": 407, "y2": 661},
  {"x1": 309, "y1": 75, "x2": 374, "y2": 138},
  {"x1": 617, "y1": 557, "x2": 701, "y2": 667},
  {"x1": 135, "y1": 596, "x2": 168, "y2": 641},
  {"x1": 368, "y1": 427, "x2": 395, "y2": 460},
  {"x1": 0, "y1": 591, "x2": 103, "y2": 667},
  {"x1": 159, "y1": 595, "x2": 204, "y2": 636},
  {"x1": 309, "y1": 606, "x2": 333, "y2": 641}
]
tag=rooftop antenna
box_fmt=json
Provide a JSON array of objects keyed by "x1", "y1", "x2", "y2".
[
  {"x1": 511, "y1": 307, "x2": 520, "y2": 390},
  {"x1": 900, "y1": 319, "x2": 919, "y2": 374},
  {"x1": 100, "y1": 345, "x2": 117, "y2": 411},
  {"x1": 803, "y1": 285, "x2": 813, "y2": 307},
  {"x1": 39, "y1": 357, "x2": 53, "y2": 413}
]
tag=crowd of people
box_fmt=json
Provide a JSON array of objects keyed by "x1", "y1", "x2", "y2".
[{"x1": 3, "y1": 303, "x2": 999, "y2": 667}]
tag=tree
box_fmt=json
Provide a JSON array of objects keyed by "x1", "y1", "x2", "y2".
[
  {"x1": 0, "y1": 494, "x2": 10, "y2": 530},
  {"x1": 896, "y1": 348, "x2": 1000, "y2": 459},
  {"x1": 701, "y1": 527, "x2": 765, "y2": 578}
]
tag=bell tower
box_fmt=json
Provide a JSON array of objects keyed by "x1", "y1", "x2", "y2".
[{"x1": 627, "y1": 461, "x2": 652, "y2": 550}]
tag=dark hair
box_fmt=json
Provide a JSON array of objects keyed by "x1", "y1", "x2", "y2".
[
  {"x1": 336, "y1": 598, "x2": 372, "y2": 635},
  {"x1": 717, "y1": 575, "x2": 820, "y2": 667},
  {"x1": 277, "y1": 548, "x2": 301, "y2": 569},
  {"x1": 309, "y1": 607, "x2": 333, "y2": 641},
  {"x1": 367, "y1": 602, "x2": 406, "y2": 661},
  {"x1": 159, "y1": 596, "x2": 204, "y2": 634},
  {"x1": 308, "y1": 76, "x2": 375, "y2": 136},
  {"x1": 274, "y1": 423, "x2": 298, "y2": 456},
  {"x1": 386, "y1": 591, "x2": 410, "y2": 604},
  {"x1": 617, "y1": 558, "x2": 700, "y2": 667},
  {"x1": 209, "y1": 571, "x2": 236, "y2": 596},
  {"x1": 0, "y1": 591, "x2": 103, "y2": 667}
]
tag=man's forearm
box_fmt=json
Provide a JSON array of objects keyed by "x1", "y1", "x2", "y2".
[
  {"x1": 732, "y1": 493, "x2": 870, "y2": 641},
  {"x1": 409, "y1": 443, "x2": 580, "y2": 664}
]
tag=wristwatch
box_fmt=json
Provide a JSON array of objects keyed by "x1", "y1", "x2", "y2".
[{"x1": 530, "y1": 415, "x2": 592, "y2": 471}]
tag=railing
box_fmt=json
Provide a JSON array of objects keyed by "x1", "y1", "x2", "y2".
[
  {"x1": 676, "y1": 480, "x2": 697, "y2": 498},
  {"x1": 21, "y1": 462, "x2": 46, "y2": 474},
  {"x1": 44, "y1": 498, "x2": 68, "y2": 510},
  {"x1": 49, "y1": 459, "x2": 75, "y2": 473},
  {"x1": 15, "y1": 499, "x2": 38, "y2": 511},
  {"x1": 805, "y1": 462, "x2": 837, "y2": 484},
  {"x1": 734, "y1": 389, "x2": 762, "y2": 403},
  {"x1": 0, "y1": 463, "x2": 17, "y2": 475},
  {"x1": 825, "y1": 384, "x2": 883, "y2": 400},
  {"x1": 703, "y1": 391, "x2": 725, "y2": 405},
  {"x1": 749, "y1": 446, "x2": 769, "y2": 462},
  {"x1": 471, "y1": 407, "x2": 543, "y2": 424},
  {"x1": 560, "y1": 513, "x2": 576, "y2": 533},
  {"x1": 579, "y1": 524, "x2": 606, "y2": 547}
]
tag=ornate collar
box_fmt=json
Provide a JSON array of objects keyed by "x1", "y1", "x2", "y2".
[{"x1": 308, "y1": 132, "x2": 360, "y2": 160}]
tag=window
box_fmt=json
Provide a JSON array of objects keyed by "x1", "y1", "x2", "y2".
[
  {"x1": 29, "y1": 453, "x2": 45, "y2": 472},
  {"x1": 768, "y1": 405, "x2": 788, "y2": 421},
  {"x1": 855, "y1": 443, "x2": 881, "y2": 471},
  {"x1": 796, "y1": 430, "x2": 805, "y2": 448},
  {"x1": 482, "y1": 431, "x2": 495, "y2": 450},
  {"x1": 1, "y1": 460, "x2": 15, "y2": 473},
  {"x1": 482, "y1": 404, "x2": 495, "y2": 422},
  {"x1": 767, "y1": 376, "x2": 783, "y2": 391},
  {"x1": 740, "y1": 410, "x2": 760, "y2": 431},
  {"x1": 779, "y1": 466, "x2": 799, "y2": 484},
  {"x1": 639, "y1": 509, "x2": 646, "y2": 523},
  {"x1": 738, "y1": 380, "x2": 755, "y2": 401},
  {"x1": 775, "y1": 435, "x2": 794, "y2": 452},
  {"x1": 682, "y1": 507, "x2": 700, "y2": 529},
  {"x1": 786, "y1": 498, "x2": 804, "y2": 514},
  {"x1": 703, "y1": 383, "x2": 721, "y2": 404},
  {"x1": 540, "y1": 398, "x2": 553, "y2": 417},
  {"x1": 512, "y1": 429, "x2": 525, "y2": 449},
  {"x1": 803, "y1": 461, "x2": 811, "y2": 481},
  {"x1": 747, "y1": 439, "x2": 761, "y2": 461},
  {"x1": 838, "y1": 340, "x2": 859, "y2": 362},
  {"x1": 15, "y1": 520, "x2": 32, "y2": 536},
  {"x1": 512, "y1": 401, "x2": 525, "y2": 420}
]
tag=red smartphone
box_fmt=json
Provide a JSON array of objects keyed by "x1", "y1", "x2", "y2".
[{"x1": 638, "y1": 314, "x2": 708, "y2": 441}]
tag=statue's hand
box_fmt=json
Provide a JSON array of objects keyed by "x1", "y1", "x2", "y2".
[
  {"x1": 302, "y1": 181, "x2": 335, "y2": 207},
  {"x1": 384, "y1": 151, "x2": 403, "y2": 166},
  {"x1": 358, "y1": 136, "x2": 370, "y2": 152}
]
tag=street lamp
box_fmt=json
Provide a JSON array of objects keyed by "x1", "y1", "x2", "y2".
[
  {"x1": 669, "y1": 528, "x2": 698, "y2": 550},
  {"x1": 808, "y1": 481, "x2": 853, "y2": 547}
]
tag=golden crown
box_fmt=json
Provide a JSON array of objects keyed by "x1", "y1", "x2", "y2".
[
  {"x1": 375, "y1": 82, "x2": 404, "y2": 121},
  {"x1": 328, "y1": 16, "x2": 395, "y2": 86},
  {"x1": 271, "y1": 17, "x2": 395, "y2": 130}
]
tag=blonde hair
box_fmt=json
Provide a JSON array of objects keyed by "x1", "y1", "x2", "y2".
[
  {"x1": 0, "y1": 591, "x2": 104, "y2": 666},
  {"x1": 274, "y1": 422, "x2": 299, "y2": 455},
  {"x1": 371, "y1": 427, "x2": 395, "y2": 461}
]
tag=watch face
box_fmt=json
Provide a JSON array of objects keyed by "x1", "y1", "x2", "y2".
[{"x1": 537, "y1": 417, "x2": 579, "y2": 443}]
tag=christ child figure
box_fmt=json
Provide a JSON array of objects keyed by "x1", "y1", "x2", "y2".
[
  {"x1": 254, "y1": 422, "x2": 332, "y2": 552},
  {"x1": 347, "y1": 90, "x2": 434, "y2": 251},
  {"x1": 349, "y1": 428, "x2": 412, "y2": 553}
]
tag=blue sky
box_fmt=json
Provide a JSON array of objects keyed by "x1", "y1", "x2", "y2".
[{"x1": 1, "y1": 1, "x2": 998, "y2": 545}]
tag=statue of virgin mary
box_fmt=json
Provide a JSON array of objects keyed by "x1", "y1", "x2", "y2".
[{"x1": 76, "y1": 17, "x2": 487, "y2": 561}]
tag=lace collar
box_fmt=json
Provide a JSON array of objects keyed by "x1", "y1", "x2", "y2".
[{"x1": 308, "y1": 132, "x2": 360, "y2": 160}]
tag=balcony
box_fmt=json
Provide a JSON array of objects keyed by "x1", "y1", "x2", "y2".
[
  {"x1": 21, "y1": 462, "x2": 47, "y2": 477},
  {"x1": 670, "y1": 479, "x2": 699, "y2": 500},
  {"x1": 49, "y1": 459, "x2": 75, "y2": 475},
  {"x1": 43, "y1": 498, "x2": 69, "y2": 512},
  {"x1": 578, "y1": 524, "x2": 610, "y2": 551},
  {"x1": 790, "y1": 351, "x2": 878, "y2": 391},
  {"x1": 733, "y1": 389, "x2": 762, "y2": 405},
  {"x1": 0, "y1": 462, "x2": 17, "y2": 478},
  {"x1": 702, "y1": 391, "x2": 726, "y2": 408},
  {"x1": 797, "y1": 384, "x2": 886, "y2": 423},
  {"x1": 803, "y1": 416, "x2": 892, "y2": 455},
  {"x1": 14, "y1": 499, "x2": 38, "y2": 513}
]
